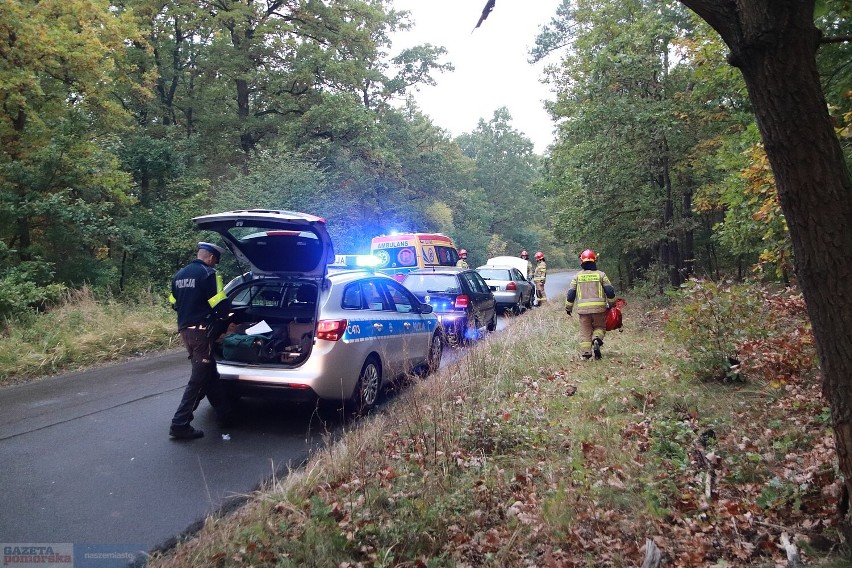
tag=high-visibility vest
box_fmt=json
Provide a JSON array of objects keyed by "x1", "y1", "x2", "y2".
[{"x1": 574, "y1": 271, "x2": 607, "y2": 314}]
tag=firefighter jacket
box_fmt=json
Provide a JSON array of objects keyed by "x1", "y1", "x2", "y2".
[
  {"x1": 456, "y1": 259, "x2": 469, "y2": 268},
  {"x1": 533, "y1": 260, "x2": 547, "y2": 282},
  {"x1": 565, "y1": 268, "x2": 615, "y2": 315},
  {"x1": 524, "y1": 259, "x2": 533, "y2": 279},
  {"x1": 170, "y1": 259, "x2": 226, "y2": 329}
]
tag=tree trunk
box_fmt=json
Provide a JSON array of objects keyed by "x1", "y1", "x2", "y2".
[
  {"x1": 682, "y1": 187, "x2": 694, "y2": 278},
  {"x1": 680, "y1": 0, "x2": 852, "y2": 532}
]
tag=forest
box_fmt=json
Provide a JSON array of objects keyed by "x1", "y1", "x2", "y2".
[
  {"x1": 4, "y1": 0, "x2": 852, "y2": 560},
  {"x1": 1, "y1": 0, "x2": 849, "y2": 314}
]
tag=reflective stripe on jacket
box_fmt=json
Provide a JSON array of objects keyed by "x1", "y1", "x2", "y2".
[
  {"x1": 208, "y1": 273, "x2": 226, "y2": 308},
  {"x1": 565, "y1": 269, "x2": 614, "y2": 314}
]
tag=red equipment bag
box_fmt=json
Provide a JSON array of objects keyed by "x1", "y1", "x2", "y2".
[{"x1": 605, "y1": 298, "x2": 626, "y2": 331}]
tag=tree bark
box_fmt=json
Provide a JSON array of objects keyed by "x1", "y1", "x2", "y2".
[{"x1": 679, "y1": 0, "x2": 852, "y2": 531}]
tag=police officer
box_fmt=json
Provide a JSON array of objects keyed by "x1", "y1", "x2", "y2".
[
  {"x1": 520, "y1": 250, "x2": 533, "y2": 280},
  {"x1": 168, "y1": 242, "x2": 234, "y2": 440},
  {"x1": 565, "y1": 249, "x2": 616, "y2": 360},
  {"x1": 456, "y1": 249, "x2": 469, "y2": 268},
  {"x1": 533, "y1": 251, "x2": 547, "y2": 303}
]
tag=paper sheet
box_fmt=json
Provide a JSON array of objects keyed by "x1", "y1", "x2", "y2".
[{"x1": 245, "y1": 320, "x2": 273, "y2": 335}]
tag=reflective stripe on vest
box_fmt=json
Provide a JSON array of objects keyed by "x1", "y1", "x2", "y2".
[
  {"x1": 208, "y1": 273, "x2": 227, "y2": 308},
  {"x1": 576, "y1": 272, "x2": 606, "y2": 308}
]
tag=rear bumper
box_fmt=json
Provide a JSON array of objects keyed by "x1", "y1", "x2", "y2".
[
  {"x1": 215, "y1": 339, "x2": 360, "y2": 401},
  {"x1": 491, "y1": 290, "x2": 522, "y2": 306},
  {"x1": 219, "y1": 376, "x2": 320, "y2": 403}
]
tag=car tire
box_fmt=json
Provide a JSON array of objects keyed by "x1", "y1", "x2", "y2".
[
  {"x1": 349, "y1": 356, "x2": 381, "y2": 416},
  {"x1": 487, "y1": 312, "x2": 497, "y2": 331},
  {"x1": 511, "y1": 301, "x2": 522, "y2": 315},
  {"x1": 459, "y1": 316, "x2": 477, "y2": 346},
  {"x1": 426, "y1": 332, "x2": 443, "y2": 374}
]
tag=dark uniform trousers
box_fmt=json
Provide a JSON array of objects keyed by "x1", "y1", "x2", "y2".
[{"x1": 171, "y1": 328, "x2": 232, "y2": 429}]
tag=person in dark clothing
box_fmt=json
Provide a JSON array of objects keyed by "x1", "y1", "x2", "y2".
[{"x1": 168, "y1": 242, "x2": 234, "y2": 440}]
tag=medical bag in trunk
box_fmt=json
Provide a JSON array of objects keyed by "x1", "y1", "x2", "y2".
[{"x1": 222, "y1": 333, "x2": 277, "y2": 363}]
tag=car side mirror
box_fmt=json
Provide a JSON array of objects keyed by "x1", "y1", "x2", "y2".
[{"x1": 419, "y1": 303, "x2": 434, "y2": 314}]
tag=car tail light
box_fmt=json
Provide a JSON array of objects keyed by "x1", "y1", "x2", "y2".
[
  {"x1": 454, "y1": 295, "x2": 469, "y2": 309},
  {"x1": 506, "y1": 281, "x2": 517, "y2": 291},
  {"x1": 316, "y1": 319, "x2": 347, "y2": 341}
]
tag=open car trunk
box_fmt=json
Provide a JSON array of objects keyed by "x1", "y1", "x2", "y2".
[{"x1": 214, "y1": 279, "x2": 319, "y2": 367}]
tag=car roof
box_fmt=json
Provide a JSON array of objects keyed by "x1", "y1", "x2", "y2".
[
  {"x1": 406, "y1": 267, "x2": 466, "y2": 275},
  {"x1": 485, "y1": 256, "x2": 528, "y2": 274},
  {"x1": 326, "y1": 268, "x2": 394, "y2": 281}
]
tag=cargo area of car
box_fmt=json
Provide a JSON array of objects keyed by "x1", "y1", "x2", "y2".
[{"x1": 214, "y1": 281, "x2": 318, "y2": 367}]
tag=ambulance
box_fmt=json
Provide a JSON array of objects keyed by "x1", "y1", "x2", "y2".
[{"x1": 370, "y1": 233, "x2": 460, "y2": 281}]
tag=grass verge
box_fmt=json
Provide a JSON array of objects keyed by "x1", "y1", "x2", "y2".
[
  {"x1": 0, "y1": 286, "x2": 178, "y2": 385},
  {"x1": 148, "y1": 297, "x2": 846, "y2": 567}
]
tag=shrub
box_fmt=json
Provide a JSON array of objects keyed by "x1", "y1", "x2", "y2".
[
  {"x1": 665, "y1": 279, "x2": 816, "y2": 383},
  {"x1": 0, "y1": 261, "x2": 67, "y2": 319}
]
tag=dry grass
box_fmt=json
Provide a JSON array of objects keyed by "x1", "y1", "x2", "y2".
[
  {"x1": 147, "y1": 298, "x2": 847, "y2": 567},
  {"x1": 0, "y1": 286, "x2": 178, "y2": 385}
]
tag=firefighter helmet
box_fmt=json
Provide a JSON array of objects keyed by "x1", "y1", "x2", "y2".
[
  {"x1": 458, "y1": 249, "x2": 467, "y2": 258},
  {"x1": 534, "y1": 251, "x2": 544, "y2": 261},
  {"x1": 580, "y1": 249, "x2": 597, "y2": 263},
  {"x1": 520, "y1": 250, "x2": 529, "y2": 258}
]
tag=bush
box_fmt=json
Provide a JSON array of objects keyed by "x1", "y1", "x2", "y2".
[
  {"x1": 665, "y1": 278, "x2": 816, "y2": 383},
  {"x1": 0, "y1": 261, "x2": 67, "y2": 319}
]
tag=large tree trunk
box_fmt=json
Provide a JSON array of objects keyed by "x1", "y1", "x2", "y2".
[{"x1": 680, "y1": 0, "x2": 852, "y2": 533}]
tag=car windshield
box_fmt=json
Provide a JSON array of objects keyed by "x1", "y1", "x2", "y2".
[
  {"x1": 403, "y1": 274, "x2": 460, "y2": 294},
  {"x1": 477, "y1": 268, "x2": 510, "y2": 280}
]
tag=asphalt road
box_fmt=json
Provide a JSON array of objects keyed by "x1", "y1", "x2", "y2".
[{"x1": 0, "y1": 271, "x2": 574, "y2": 559}]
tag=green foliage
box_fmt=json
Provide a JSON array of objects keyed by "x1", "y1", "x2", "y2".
[
  {"x1": 0, "y1": 286, "x2": 176, "y2": 383},
  {"x1": 665, "y1": 278, "x2": 764, "y2": 381},
  {"x1": 666, "y1": 279, "x2": 817, "y2": 383},
  {"x1": 649, "y1": 419, "x2": 692, "y2": 469},
  {"x1": 454, "y1": 108, "x2": 546, "y2": 265},
  {"x1": 0, "y1": 260, "x2": 66, "y2": 319}
]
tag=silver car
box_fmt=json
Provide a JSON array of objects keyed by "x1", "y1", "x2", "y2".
[
  {"x1": 194, "y1": 210, "x2": 443, "y2": 414},
  {"x1": 475, "y1": 265, "x2": 535, "y2": 314}
]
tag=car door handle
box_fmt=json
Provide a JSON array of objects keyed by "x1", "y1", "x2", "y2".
[{"x1": 373, "y1": 323, "x2": 384, "y2": 332}]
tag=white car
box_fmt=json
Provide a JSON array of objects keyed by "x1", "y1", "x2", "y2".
[
  {"x1": 194, "y1": 209, "x2": 443, "y2": 414},
  {"x1": 476, "y1": 264, "x2": 535, "y2": 314}
]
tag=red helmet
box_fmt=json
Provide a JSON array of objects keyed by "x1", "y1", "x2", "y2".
[
  {"x1": 520, "y1": 250, "x2": 529, "y2": 258},
  {"x1": 459, "y1": 249, "x2": 467, "y2": 257},
  {"x1": 534, "y1": 251, "x2": 544, "y2": 261},
  {"x1": 580, "y1": 249, "x2": 597, "y2": 263}
]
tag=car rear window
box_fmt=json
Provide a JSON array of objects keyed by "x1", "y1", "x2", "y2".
[
  {"x1": 403, "y1": 274, "x2": 460, "y2": 294},
  {"x1": 477, "y1": 268, "x2": 510, "y2": 280},
  {"x1": 233, "y1": 229, "x2": 324, "y2": 273}
]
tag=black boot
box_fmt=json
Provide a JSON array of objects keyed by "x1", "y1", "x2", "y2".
[
  {"x1": 169, "y1": 425, "x2": 204, "y2": 440},
  {"x1": 592, "y1": 338, "x2": 603, "y2": 360}
]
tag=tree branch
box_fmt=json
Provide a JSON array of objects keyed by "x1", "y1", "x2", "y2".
[{"x1": 821, "y1": 34, "x2": 852, "y2": 44}]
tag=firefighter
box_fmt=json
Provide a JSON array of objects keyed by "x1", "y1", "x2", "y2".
[
  {"x1": 533, "y1": 251, "x2": 547, "y2": 303},
  {"x1": 520, "y1": 250, "x2": 533, "y2": 280},
  {"x1": 168, "y1": 242, "x2": 235, "y2": 439},
  {"x1": 564, "y1": 249, "x2": 616, "y2": 360},
  {"x1": 456, "y1": 249, "x2": 469, "y2": 268}
]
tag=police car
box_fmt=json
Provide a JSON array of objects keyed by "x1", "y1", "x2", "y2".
[{"x1": 193, "y1": 209, "x2": 443, "y2": 414}]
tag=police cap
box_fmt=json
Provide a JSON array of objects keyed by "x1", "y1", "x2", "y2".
[{"x1": 198, "y1": 242, "x2": 225, "y2": 260}]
